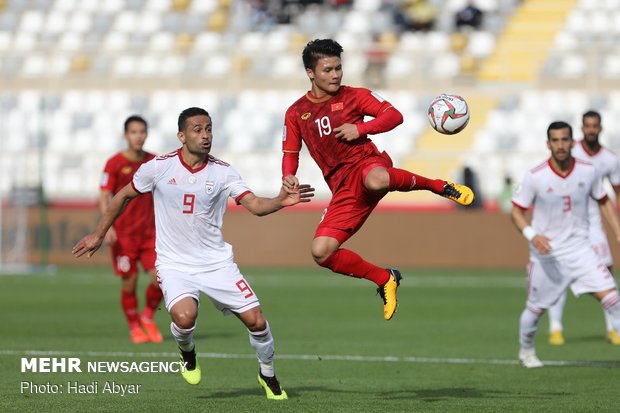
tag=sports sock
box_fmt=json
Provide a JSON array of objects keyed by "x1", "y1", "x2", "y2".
[
  {"x1": 248, "y1": 322, "x2": 275, "y2": 377},
  {"x1": 547, "y1": 291, "x2": 566, "y2": 332},
  {"x1": 604, "y1": 309, "x2": 614, "y2": 332},
  {"x1": 319, "y1": 249, "x2": 390, "y2": 286},
  {"x1": 121, "y1": 290, "x2": 140, "y2": 329},
  {"x1": 387, "y1": 168, "x2": 445, "y2": 193},
  {"x1": 601, "y1": 291, "x2": 620, "y2": 332},
  {"x1": 141, "y1": 283, "x2": 163, "y2": 321},
  {"x1": 519, "y1": 305, "x2": 543, "y2": 349},
  {"x1": 170, "y1": 322, "x2": 196, "y2": 352}
]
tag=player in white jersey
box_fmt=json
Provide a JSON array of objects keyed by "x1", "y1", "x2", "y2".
[
  {"x1": 73, "y1": 107, "x2": 315, "y2": 399},
  {"x1": 546, "y1": 111, "x2": 620, "y2": 346},
  {"x1": 511, "y1": 121, "x2": 620, "y2": 368}
]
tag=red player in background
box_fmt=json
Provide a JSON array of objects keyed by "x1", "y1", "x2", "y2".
[
  {"x1": 100, "y1": 115, "x2": 163, "y2": 343},
  {"x1": 282, "y1": 39, "x2": 474, "y2": 321}
]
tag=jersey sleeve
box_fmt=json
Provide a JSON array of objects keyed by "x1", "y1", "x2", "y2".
[
  {"x1": 282, "y1": 107, "x2": 302, "y2": 154},
  {"x1": 132, "y1": 158, "x2": 157, "y2": 194},
  {"x1": 591, "y1": 169, "x2": 608, "y2": 201},
  {"x1": 100, "y1": 158, "x2": 116, "y2": 191},
  {"x1": 225, "y1": 165, "x2": 252, "y2": 203},
  {"x1": 512, "y1": 171, "x2": 535, "y2": 209},
  {"x1": 354, "y1": 88, "x2": 403, "y2": 136},
  {"x1": 608, "y1": 156, "x2": 620, "y2": 186}
]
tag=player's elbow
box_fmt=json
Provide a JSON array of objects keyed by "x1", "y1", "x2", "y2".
[{"x1": 393, "y1": 109, "x2": 404, "y2": 126}]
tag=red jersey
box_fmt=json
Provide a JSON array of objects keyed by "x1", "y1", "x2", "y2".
[
  {"x1": 100, "y1": 152, "x2": 155, "y2": 237},
  {"x1": 283, "y1": 86, "x2": 402, "y2": 192}
]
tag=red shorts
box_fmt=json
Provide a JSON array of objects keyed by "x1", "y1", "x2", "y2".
[
  {"x1": 109, "y1": 234, "x2": 156, "y2": 277},
  {"x1": 315, "y1": 152, "x2": 393, "y2": 244}
]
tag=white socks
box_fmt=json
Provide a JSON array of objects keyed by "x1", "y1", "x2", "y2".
[
  {"x1": 519, "y1": 305, "x2": 543, "y2": 349},
  {"x1": 601, "y1": 291, "x2": 620, "y2": 332},
  {"x1": 547, "y1": 291, "x2": 566, "y2": 332},
  {"x1": 170, "y1": 322, "x2": 196, "y2": 352},
  {"x1": 248, "y1": 321, "x2": 275, "y2": 377}
]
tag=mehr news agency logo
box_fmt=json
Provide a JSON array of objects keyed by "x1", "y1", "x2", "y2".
[{"x1": 20, "y1": 357, "x2": 187, "y2": 396}]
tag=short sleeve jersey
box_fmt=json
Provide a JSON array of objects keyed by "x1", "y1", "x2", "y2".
[
  {"x1": 512, "y1": 158, "x2": 607, "y2": 256},
  {"x1": 572, "y1": 140, "x2": 620, "y2": 226},
  {"x1": 100, "y1": 152, "x2": 155, "y2": 237},
  {"x1": 132, "y1": 149, "x2": 252, "y2": 272},
  {"x1": 283, "y1": 86, "x2": 392, "y2": 192}
]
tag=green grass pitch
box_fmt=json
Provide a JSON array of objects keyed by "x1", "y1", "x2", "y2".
[{"x1": 1, "y1": 266, "x2": 619, "y2": 412}]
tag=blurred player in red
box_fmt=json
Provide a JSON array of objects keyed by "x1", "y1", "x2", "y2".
[
  {"x1": 100, "y1": 115, "x2": 163, "y2": 343},
  {"x1": 282, "y1": 39, "x2": 474, "y2": 321}
]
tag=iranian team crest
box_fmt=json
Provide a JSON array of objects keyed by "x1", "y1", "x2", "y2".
[{"x1": 205, "y1": 181, "x2": 215, "y2": 194}]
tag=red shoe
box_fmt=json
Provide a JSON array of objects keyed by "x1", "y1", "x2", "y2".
[
  {"x1": 130, "y1": 326, "x2": 150, "y2": 344},
  {"x1": 140, "y1": 317, "x2": 163, "y2": 343}
]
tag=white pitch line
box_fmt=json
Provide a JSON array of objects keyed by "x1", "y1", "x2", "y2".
[{"x1": 1, "y1": 349, "x2": 618, "y2": 368}]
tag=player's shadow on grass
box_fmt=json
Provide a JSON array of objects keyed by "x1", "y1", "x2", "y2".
[
  {"x1": 561, "y1": 334, "x2": 607, "y2": 344},
  {"x1": 382, "y1": 387, "x2": 511, "y2": 402},
  {"x1": 199, "y1": 386, "x2": 351, "y2": 399}
]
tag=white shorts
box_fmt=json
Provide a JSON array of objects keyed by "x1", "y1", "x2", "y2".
[
  {"x1": 527, "y1": 247, "x2": 617, "y2": 309},
  {"x1": 156, "y1": 262, "x2": 260, "y2": 316},
  {"x1": 590, "y1": 223, "x2": 613, "y2": 267}
]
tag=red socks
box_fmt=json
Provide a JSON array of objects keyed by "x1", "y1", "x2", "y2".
[
  {"x1": 319, "y1": 248, "x2": 390, "y2": 286},
  {"x1": 387, "y1": 167, "x2": 445, "y2": 193},
  {"x1": 121, "y1": 290, "x2": 139, "y2": 329},
  {"x1": 142, "y1": 283, "x2": 163, "y2": 320}
]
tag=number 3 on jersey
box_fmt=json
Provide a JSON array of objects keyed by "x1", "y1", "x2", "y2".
[
  {"x1": 562, "y1": 195, "x2": 571, "y2": 212},
  {"x1": 315, "y1": 116, "x2": 332, "y2": 137},
  {"x1": 183, "y1": 194, "x2": 195, "y2": 214}
]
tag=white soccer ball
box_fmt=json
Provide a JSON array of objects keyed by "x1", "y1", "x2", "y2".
[{"x1": 427, "y1": 94, "x2": 470, "y2": 135}]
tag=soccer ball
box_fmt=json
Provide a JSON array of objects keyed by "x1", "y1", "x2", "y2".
[{"x1": 427, "y1": 94, "x2": 470, "y2": 135}]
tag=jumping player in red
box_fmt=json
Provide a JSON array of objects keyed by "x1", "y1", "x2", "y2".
[
  {"x1": 282, "y1": 39, "x2": 474, "y2": 320},
  {"x1": 100, "y1": 115, "x2": 163, "y2": 343}
]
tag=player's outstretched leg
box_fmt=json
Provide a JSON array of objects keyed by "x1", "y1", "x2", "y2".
[
  {"x1": 377, "y1": 269, "x2": 402, "y2": 321},
  {"x1": 440, "y1": 182, "x2": 474, "y2": 206},
  {"x1": 258, "y1": 371, "x2": 288, "y2": 400},
  {"x1": 179, "y1": 346, "x2": 201, "y2": 385}
]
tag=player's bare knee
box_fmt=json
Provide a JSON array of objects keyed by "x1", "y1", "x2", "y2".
[
  {"x1": 365, "y1": 174, "x2": 389, "y2": 192},
  {"x1": 365, "y1": 167, "x2": 389, "y2": 192},
  {"x1": 171, "y1": 309, "x2": 197, "y2": 329},
  {"x1": 238, "y1": 308, "x2": 266, "y2": 331},
  {"x1": 246, "y1": 316, "x2": 267, "y2": 332},
  {"x1": 311, "y1": 244, "x2": 335, "y2": 264}
]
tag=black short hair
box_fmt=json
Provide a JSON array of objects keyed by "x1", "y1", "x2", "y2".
[
  {"x1": 547, "y1": 121, "x2": 572, "y2": 140},
  {"x1": 178, "y1": 107, "x2": 210, "y2": 131},
  {"x1": 582, "y1": 110, "x2": 601, "y2": 124},
  {"x1": 302, "y1": 39, "x2": 344, "y2": 70},
  {"x1": 124, "y1": 115, "x2": 147, "y2": 132}
]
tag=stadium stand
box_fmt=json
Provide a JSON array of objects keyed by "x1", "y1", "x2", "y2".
[{"x1": 0, "y1": 0, "x2": 618, "y2": 205}]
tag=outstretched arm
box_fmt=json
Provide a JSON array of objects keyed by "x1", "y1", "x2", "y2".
[
  {"x1": 511, "y1": 205, "x2": 551, "y2": 255},
  {"x1": 239, "y1": 184, "x2": 314, "y2": 217},
  {"x1": 99, "y1": 189, "x2": 118, "y2": 245},
  {"x1": 335, "y1": 105, "x2": 403, "y2": 142},
  {"x1": 73, "y1": 183, "x2": 140, "y2": 258}
]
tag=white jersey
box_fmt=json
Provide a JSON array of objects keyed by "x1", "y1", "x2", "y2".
[
  {"x1": 572, "y1": 140, "x2": 620, "y2": 227},
  {"x1": 132, "y1": 149, "x2": 252, "y2": 272},
  {"x1": 512, "y1": 158, "x2": 607, "y2": 258}
]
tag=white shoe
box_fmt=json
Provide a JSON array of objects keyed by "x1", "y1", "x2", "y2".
[{"x1": 519, "y1": 348, "x2": 543, "y2": 368}]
